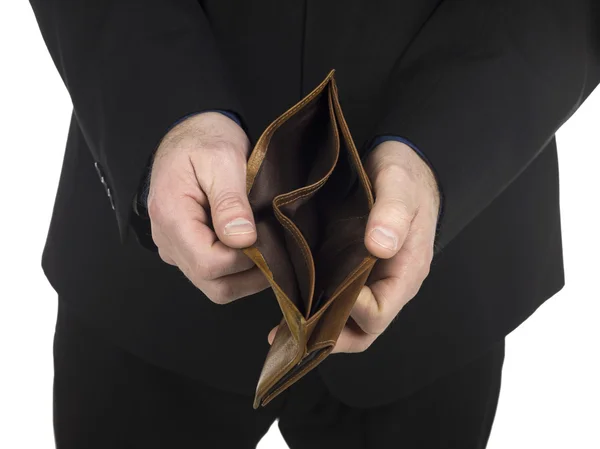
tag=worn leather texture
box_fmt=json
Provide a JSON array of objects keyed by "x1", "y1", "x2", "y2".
[{"x1": 244, "y1": 71, "x2": 377, "y2": 407}]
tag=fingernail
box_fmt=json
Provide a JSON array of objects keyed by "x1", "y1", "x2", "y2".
[
  {"x1": 224, "y1": 218, "x2": 255, "y2": 235},
  {"x1": 369, "y1": 227, "x2": 398, "y2": 251}
]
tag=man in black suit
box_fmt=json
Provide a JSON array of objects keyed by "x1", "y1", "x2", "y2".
[{"x1": 31, "y1": 0, "x2": 599, "y2": 448}]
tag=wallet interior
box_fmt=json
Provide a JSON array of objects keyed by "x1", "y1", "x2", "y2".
[{"x1": 244, "y1": 71, "x2": 375, "y2": 407}]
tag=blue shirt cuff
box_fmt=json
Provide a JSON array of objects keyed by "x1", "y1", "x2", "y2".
[{"x1": 368, "y1": 136, "x2": 428, "y2": 162}]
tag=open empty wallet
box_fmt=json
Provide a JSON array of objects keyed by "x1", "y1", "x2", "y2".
[{"x1": 243, "y1": 69, "x2": 378, "y2": 408}]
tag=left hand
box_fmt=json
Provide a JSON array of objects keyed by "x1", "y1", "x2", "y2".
[
  {"x1": 267, "y1": 140, "x2": 440, "y2": 352},
  {"x1": 333, "y1": 141, "x2": 440, "y2": 352},
  {"x1": 333, "y1": 140, "x2": 440, "y2": 353}
]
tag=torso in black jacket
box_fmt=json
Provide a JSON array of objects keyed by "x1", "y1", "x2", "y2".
[{"x1": 33, "y1": 0, "x2": 599, "y2": 407}]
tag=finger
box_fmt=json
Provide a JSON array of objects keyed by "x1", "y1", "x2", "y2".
[
  {"x1": 196, "y1": 145, "x2": 257, "y2": 249},
  {"x1": 351, "y1": 276, "x2": 409, "y2": 337},
  {"x1": 352, "y1": 211, "x2": 435, "y2": 336},
  {"x1": 165, "y1": 197, "x2": 257, "y2": 279},
  {"x1": 267, "y1": 326, "x2": 278, "y2": 345},
  {"x1": 157, "y1": 247, "x2": 177, "y2": 266},
  {"x1": 364, "y1": 164, "x2": 418, "y2": 259},
  {"x1": 151, "y1": 223, "x2": 181, "y2": 267},
  {"x1": 194, "y1": 265, "x2": 270, "y2": 305},
  {"x1": 331, "y1": 319, "x2": 377, "y2": 354}
]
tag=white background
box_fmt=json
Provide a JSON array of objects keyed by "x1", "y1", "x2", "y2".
[{"x1": 1, "y1": 3, "x2": 598, "y2": 449}]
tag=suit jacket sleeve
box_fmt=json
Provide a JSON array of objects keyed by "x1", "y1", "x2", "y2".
[
  {"x1": 371, "y1": 0, "x2": 600, "y2": 251},
  {"x1": 30, "y1": 0, "x2": 245, "y2": 241}
]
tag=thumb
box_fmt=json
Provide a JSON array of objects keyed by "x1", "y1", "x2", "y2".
[
  {"x1": 365, "y1": 166, "x2": 417, "y2": 259},
  {"x1": 200, "y1": 147, "x2": 257, "y2": 249}
]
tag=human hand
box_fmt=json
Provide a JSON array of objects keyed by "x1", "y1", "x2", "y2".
[
  {"x1": 332, "y1": 141, "x2": 440, "y2": 353},
  {"x1": 148, "y1": 112, "x2": 269, "y2": 304},
  {"x1": 266, "y1": 141, "x2": 440, "y2": 349}
]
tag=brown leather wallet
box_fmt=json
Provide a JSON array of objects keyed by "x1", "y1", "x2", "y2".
[{"x1": 244, "y1": 70, "x2": 377, "y2": 408}]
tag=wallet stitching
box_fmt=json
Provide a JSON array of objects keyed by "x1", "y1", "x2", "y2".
[
  {"x1": 254, "y1": 72, "x2": 380, "y2": 407},
  {"x1": 259, "y1": 186, "x2": 339, "y2": 401},
  {"x1": 274, "y1": 176, "x2": 327, "y2": 205},
  {"x1": 272, "y1": 166, "x2": 338, "y2": 316},
  {"x1": 262, "y1": 258, "x2": 375, "y2": 406},
  {"x1": 272, "y1": 203, "x2": 314, "y2": 307},
  {"x1": 310, "y1": 340, "x2": 337, "y2": 351},
  {"x1": 271, "y1": 90, "x2": 341, "y2": 317},
  {"x1": 274, "y1": 181, "x2": 334, "y2": 283},
  {"x1": 254, "y1": 79, "x2": 338, "y2": 405},
  {"x1": 247, "y1": 71, "x2": 336, "y2": 193},
  {"x1": 331, "y1": 79, "x2": 375, "y2": 207},
  {"x1": 276, "y1": 176, "x2": 327, "y2": 207},
  {"x1": 273, "y1": 84, "x2": 339, "y2": 205}
]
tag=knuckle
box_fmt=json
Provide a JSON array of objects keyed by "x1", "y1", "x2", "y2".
[
  {"x1": 204, "y1": 140, "x2": 246, "y2": 167},
  {"x1": 368, "y1": 319, "x2": 388, "y2": 337},
  {"x1": 360, "y1": 288, "x2": 394, "y2": 336},
  {"x1": 355, "y1": 338, "x2": 374, "y2": 353},
  {"x1": 422, "y1": 246, "x2": 434, "y2": 264},
  {"x1": 209, "y1": 280, "x2": 235, "y2": 305},
  {"x1": 157, "y1": 248, "x2": 172, "y2": 264},
  {"x1": 345, "y1": 341, "x2": 359, "y2": 353},
  {"x1": 211, "y1": 190, "x2": 246, "y2": 215},
  {"x1": 378, "y1": 164, "x2": 418, "y2": 190},
  {"x1": 345, "y1": 340, "x2": 361, "y2": 354},
  {"x1": 201, "y1": 138, "x2": 238, "y2": 154},
  {"x1": 403, "y1": 247, "x2": 431, "y2": 277},
  {"x1": 147, "y1": 199, "x2": 172, "y2": 226},
  {"x1": 409, "y1": 281, "x2": 424, "y2": 301},
  {"x1": 147, "y1": 199, "x2": 161, "y2": 221},
  {"x1": 416, "y1": 250, "x2": 433, "y2": 279},
  {"x1": 195, "y1": 259, "x2": 217, "y2": 281},
  {"x1": 362, "y1": 308, "x2": 388, "y2": 336},
  {"x1": 408, "y1": 253, "x2": 430, "y2": 280},
  {"x1": 150, "y1": 227, "x2": 162, "y2": 247},
  {"x1": 385, "y1": 197, "x2": 414, "y2": 225},
  {"x1": 184, "y1": 266, "x2": 211, "y2": 292},
  {"x1": 419, "y1": 262, "x2": 431, "y2": 279},
  {"x1": 377, "y1": 162, "x2": 407, "y2": 179},
  {"x1": 371, "y1": 202, "x2": 413, "y2": 239},
  {"x1": 187, "y1": 274, "x2": 205, "y2": 294}
]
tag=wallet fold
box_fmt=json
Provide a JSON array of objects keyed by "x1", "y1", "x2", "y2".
[{"x1": 243, "y1": 70, "x2": 377, "y2": 408}]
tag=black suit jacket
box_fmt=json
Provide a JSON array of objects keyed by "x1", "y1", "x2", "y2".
[{"x1": 31, "y1": 0, "x2": 599, "y2": 407}]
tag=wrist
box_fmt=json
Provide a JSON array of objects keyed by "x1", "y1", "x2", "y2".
[{"x1": 158, "y1": 111, "x2": 245, "y2": 152}]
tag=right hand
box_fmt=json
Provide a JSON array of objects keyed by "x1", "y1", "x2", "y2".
[{"x1": 147, "y1": 112, "x2": 269, "y2": 304}]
